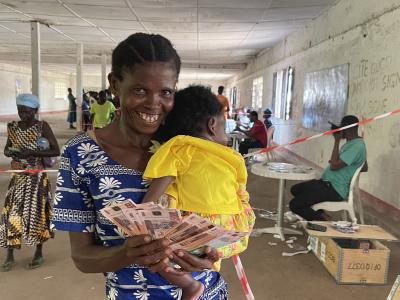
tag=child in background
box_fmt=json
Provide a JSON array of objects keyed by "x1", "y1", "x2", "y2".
[{"x1": 142, "y1": 85, "x2": 255, "y2": 300}]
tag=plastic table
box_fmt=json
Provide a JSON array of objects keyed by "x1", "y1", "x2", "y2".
[{"x1": 251, "y1": 162, "x2": 318, "y2": 241}]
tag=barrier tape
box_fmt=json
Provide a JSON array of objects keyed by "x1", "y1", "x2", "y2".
[
  {"x1": 3, "y1": 108, "x2": 399, "y2": 173},
  {"x1": 0, "y1": 168, "x2": 58, "y2": 174},
  {"x1": 244, "y1": 108, "x2": 400, "y2": 158},
  {"x1": 232, "y1": 255, "x2": 255, "y2": 300}
]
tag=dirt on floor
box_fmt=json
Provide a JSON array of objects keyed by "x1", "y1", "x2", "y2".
[{"x1": 0, "y1": 113, "x2": 398, "y2": 300}]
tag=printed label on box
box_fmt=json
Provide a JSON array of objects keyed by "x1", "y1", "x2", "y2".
[{"x1": 320, "y1": 242, "x2": 326, "y2": 263}]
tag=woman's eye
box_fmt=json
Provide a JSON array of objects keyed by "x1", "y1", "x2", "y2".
[
  {"x1": 161, "y1": 90, "x2": 172, "y2": 97},
  {"x1": 133, "y1": 88, "x2": 146, "y2": 95}
]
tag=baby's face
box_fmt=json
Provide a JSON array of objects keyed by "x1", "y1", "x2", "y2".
[{"x1": 214, "y1": 113, "x2": 229, "y2": 146}]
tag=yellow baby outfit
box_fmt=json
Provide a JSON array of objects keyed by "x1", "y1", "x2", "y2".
[{"x1": 144, "y1": 135, "x2": 255, "y2": 265}]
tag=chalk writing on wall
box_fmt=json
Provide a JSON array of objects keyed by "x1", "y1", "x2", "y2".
[
  {"x1": 382, "y1": 72, "x2": 400, "y2": 91},
  {"x1": 350, "y1": 56, "x2": 392, "y2": 97}
]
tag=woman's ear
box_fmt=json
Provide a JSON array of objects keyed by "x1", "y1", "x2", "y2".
[
  {"x1": 108, "y1": 72, "x2": 119, "y2": 96},
  {"x1": 207, "y1": 117, "x2": 217, "y2": 136}
]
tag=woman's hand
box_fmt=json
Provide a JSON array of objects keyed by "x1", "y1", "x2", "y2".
[
  {"x1": 122, "y1": 236, "x2": 173, "y2": 267},
  {"x1": 173, "y1": 247, "x2": 219, "y2": 272},
  {"x1": 149, "y1": 246, "x2": 219, "y2": 275},
  {"x1": 70, "y1": 233, "x2": 173, "y2": 273}
]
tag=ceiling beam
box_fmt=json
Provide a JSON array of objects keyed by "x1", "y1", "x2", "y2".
[
  {"x1": 124, "y1": 0, "x2": 150, "y2": 33},
  {"x1": 0, "y1": 52, "x2": 246, "y2": 70},
  {"x1": 0, "y1": 2, "x2": 77, "y2": 42},
  {"x1": 182, "y1": 63, "x2": 246, "y2": 70},
  {"x1": 0, "y1": 23, "x2": 29, "y2": 39},
  {"x1": 56, "y1": 0, "x2": 117, "y2": 44}
]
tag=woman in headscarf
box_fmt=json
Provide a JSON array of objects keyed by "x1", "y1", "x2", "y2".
[{"x1": 0, "y1": 94, "x2": 60, "y2": 272}]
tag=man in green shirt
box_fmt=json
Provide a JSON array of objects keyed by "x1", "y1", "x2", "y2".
[
  {"x1": 289, "y1": 115, "x2": 367, "y2": 220},
  {"x1": 90, "y1": 90, "x2": 116, "y2": 129}
]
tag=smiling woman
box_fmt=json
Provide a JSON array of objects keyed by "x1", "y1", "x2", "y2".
[
  {"x1": 52, "y1": 33, "x2": 229, "y2": 300},
  {"x1": 109, "y1": 61, "x2": 177, "y2": 139}
]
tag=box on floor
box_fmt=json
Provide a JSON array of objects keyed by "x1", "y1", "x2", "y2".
[{"x1": 304, "y1": 222, "x2": 398, "y2": 285}]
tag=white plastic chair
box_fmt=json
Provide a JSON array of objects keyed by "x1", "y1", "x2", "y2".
[
  {"x1": 248, "y1": 126, "x2": 276, "y2": 161},
  {"x1": 266, "y1": 126, "x2": 275, "y2": 161},
  {"x1": 312, "y1": 164, "x2": 365, "y2": 224}
]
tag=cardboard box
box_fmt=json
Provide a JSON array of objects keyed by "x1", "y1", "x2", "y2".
[
  {"x1": 309, "y1": 236, "x2": 390, "y2": 285},
  {"x1": 387, "y1": 275, "x2": 400, "y2": 300},
  {"x1": 304, "y1": 222, "x2": 398, "y2": 285}
]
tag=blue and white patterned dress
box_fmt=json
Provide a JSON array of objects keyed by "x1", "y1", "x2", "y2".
[{"x1": 51, "y1": 133, "x2": 228, "y2": 300}]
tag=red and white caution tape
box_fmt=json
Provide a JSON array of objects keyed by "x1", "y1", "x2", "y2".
[
  {"x1": 245, "y1": 108, "x2": 400, "y2": 158},
  {"x1": 232, "y1": 255, "x2": 255, "y2": 300},
  {"x1": 0, "y1": 168, "x2": 58, "y2": 174}
]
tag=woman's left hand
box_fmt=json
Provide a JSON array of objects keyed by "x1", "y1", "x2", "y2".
[
  {"x1": 149, "y1": 246, "x2": 219, "y2": 274},
  {"x1": 173, "y1": 247, "x2": 219, "y2": 272}
]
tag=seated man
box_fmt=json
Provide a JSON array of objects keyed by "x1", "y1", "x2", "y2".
[
  {"x1": 237, "y1": 111, "x2": 268, "y2": 155},
  {"x1": 289, "y1": 115, "x2": 367, "y2": 221}
]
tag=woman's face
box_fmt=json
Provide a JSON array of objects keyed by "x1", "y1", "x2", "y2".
[
  {"x1": 17, "y1": 105, "x2": 37, "y2": 123},
  {"x1": 110, "y1": 62, "x2": 178, "y2": 136}
]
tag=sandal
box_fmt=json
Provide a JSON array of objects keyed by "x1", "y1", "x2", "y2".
[
  {"x1": 0, "y1": 261, "x2": 15, "y2": 272},
  {"x1": 26, "y1": 257, "x2": 44, "y2": 270}
]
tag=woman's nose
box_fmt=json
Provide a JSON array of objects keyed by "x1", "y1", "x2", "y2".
[{"x1": 145, "y1": 94, "x2": 161, "y2": 107}]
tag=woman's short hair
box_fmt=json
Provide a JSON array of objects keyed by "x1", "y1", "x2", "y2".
[
  {"x1": 112, "y1": 32, "x2": 181, "y2": 80},
  {"x1": 158, "y1": 85, "x2": 223, "y2": 142}
]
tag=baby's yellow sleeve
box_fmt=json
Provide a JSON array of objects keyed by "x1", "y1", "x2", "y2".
[{"x1": 143, "y1": 136, "x2": 194, "y2": 180}]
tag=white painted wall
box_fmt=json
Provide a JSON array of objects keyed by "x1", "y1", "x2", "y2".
[
  {"x1": 84, "y1": 75, "x2": 103, "y2": 92},
  {"x1": 226, "y1": 0, "x2": 400, "y2": 209},
  {"x1": 0, "y1": 63, "x2": 71, "y2": 115}
]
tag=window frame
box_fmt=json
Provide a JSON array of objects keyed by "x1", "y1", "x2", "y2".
[
  {"x1": 252, "y1": 76, "x2": 263, "y2": 110},
  {"x1": 272, "y1": 66, "x2": 294, "y2": 120}
]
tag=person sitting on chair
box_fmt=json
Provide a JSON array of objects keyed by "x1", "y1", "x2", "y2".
[
  {"x1": 289, "y1": 115, "x2": 368, "y2": 221},
  {"x1": 236, "y1": 107, "x2": 251, "y2": 130},
  {"x1": 236, "y1": 111, "x2": 268, "y2": 155}
]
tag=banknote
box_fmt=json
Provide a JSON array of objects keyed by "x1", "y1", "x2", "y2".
[{"x1": 100, "y1": 199, "x2": 248, "y2": 252}]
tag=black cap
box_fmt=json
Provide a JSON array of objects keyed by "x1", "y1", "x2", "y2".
[
  {"x1": 263, "y1": 108, "x2": 272, "y2": 114},
  {"x1": 340, "y1": 115, "x2": 359, "y2": 127}
]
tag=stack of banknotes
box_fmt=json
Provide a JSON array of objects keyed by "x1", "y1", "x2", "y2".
[{"x1": 100, "y1": 200, "x2": 247, "y2": 253}]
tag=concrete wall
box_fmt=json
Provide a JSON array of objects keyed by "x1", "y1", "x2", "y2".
[
  {"x1": 0, "y1": 63, "x2": 71, "y2": 115},
  {"x1": 83, "y1": 75, "x2": 103, "y2": 92},
  {"x1": 226, "y1": 0, "x2": 400, "y2": 209}
]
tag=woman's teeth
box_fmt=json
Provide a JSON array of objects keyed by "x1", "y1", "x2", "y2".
[{"x1": 137, "y1": 112, "x2": 160, "y2": 124}]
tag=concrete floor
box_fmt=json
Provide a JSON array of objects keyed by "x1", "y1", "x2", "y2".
[{"x1": 0, "y1": 112, "x2": 399, "y2": 300}]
